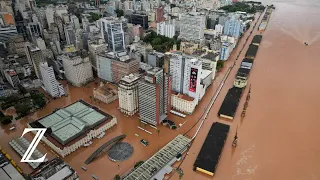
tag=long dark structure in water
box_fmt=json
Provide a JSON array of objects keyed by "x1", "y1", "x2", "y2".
[
  {"x1": 193, "y1": 122, "x2": 230, "y2": 176},
  {"x1": 218, "y1": 35, "x2": 262, "y2": 119}
]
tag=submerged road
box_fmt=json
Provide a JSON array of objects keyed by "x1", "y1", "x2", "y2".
[{"x1": 167, "y1": 9, "x2": 267, "y2": 180}]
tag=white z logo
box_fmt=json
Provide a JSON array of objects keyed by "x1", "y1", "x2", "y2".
[{"x1": 20, "y1": 128, "x2": 47, "y2": 163}]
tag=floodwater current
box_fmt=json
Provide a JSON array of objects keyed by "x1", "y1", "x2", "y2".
[{"x1": 0, "y1": 0, "x2": 320, "y2": 180}]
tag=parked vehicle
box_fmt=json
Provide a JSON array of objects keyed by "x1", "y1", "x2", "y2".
[{"x1": 140, "y1": 139, "x2": 149, "y2": 146}]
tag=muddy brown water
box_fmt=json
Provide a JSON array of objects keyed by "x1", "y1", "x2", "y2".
[{"x1": 1, "y1": 1, "x2": 320, "y2": 180}]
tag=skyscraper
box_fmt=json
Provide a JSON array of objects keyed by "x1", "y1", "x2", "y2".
[
  {"x1": 25, "y1": 45, "x2": 45, "y2": 79},
  {"x1": 61, "y1": 50, "x2": 93, "y2": 87},
  {"x1": 138, "y1": 67, "x2": 171, "y2": 125},
  {"x1": 65, "y1": 24, "x2": 76, "y2": 45},
  {"x1": 70, "y1": 15, "x2": 80, "y2": 30},
  {"x1": 39, "y1": 62, "x2": 65, "y2": 98},
  {"x1": 101, "y1": 18, "x2": 125, "y2": 53},
  {"x1": 179, "y1": 13, "x2": 206, "y2": 41},
  {"x1": 118, "y1": 74, "x2": 140, "y2": 116},
  {"x1": 223, "y1": 16, "x2": 242, "y2": 38}
]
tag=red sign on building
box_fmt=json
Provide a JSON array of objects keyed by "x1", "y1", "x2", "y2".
[{"x1": 189, "y1": 68, "x2": 198, "y2": 92}]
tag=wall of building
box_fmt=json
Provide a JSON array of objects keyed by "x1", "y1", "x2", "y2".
[{"x1": 171, "y1": 95, "x2": 197, "y2": 114}]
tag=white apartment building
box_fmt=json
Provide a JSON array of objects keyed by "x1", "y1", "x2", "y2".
[
  {"x1": 36, "y1": 37, "x2": 46, "y2": 50},
  {"x1": 179, "y1": 13, "x2": 206, "y2": 41},
  {"x1": 215, "y1": 24, "x2": 224, "y2": 36},
  {"x1": 157, "y1": 21, "x2": 175, "y2": 38},
  {"x1": 39, "y1": 62, "x2": 65, "y2": 98},
  {"x1": 88, "y1": 39, "x2": 108, "y2": 70},
  {"x1": 169, "y1": 53, "x2": 187, "y2": 93},
  {"x1": 171, "y1": 94, "x2": 197, "y2": 114},
  {"x1": 118, "y1": 74, "x2": 140, "y2": 116},
  {"x1": 183, "y1": 58, "x2": 202, "y2": 102},
  {"x1": 61, "y1": 51, "x2": 93, "y2": 87},
  {"x1": 70, "y1": 15, "x2": 80, "y2": 30}
]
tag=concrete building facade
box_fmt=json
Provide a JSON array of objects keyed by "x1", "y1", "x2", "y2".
[
  {"x1": 138, "y1": 67, "x2": 171, "y2": 125},
  {"x1": 39, "y1": 62, "x2": 65, "y2": 98},
  {"x1": 179, "y1": 13, "x2": 206, "y2": 41},
  {"x1": 118, "y1": 74, "x2": 140, "y2": 116},
  {"x1": 157, "y1": 21, "x2": 175, "y2": 38}
]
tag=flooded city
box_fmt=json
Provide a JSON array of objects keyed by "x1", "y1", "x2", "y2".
[{"x1": 1, "y1": 0, "x2": 320, "y2": 180}]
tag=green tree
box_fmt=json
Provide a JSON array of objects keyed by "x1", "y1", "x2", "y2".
[
  {"x1": 15, "y1": 102, "x2": 32, "y2": 116},
  {"x1": 115, "y1": 9, "x2": 124, "y2": 17},
  {"x1": 114, "y1": 175, "x2": 121, "y2": 180},
  {"x1": 134, "y1": 161, "x2": 144, "y2": 168},
  {"x1": 89, "y1": 96, "x2": 93, "y2": 103},
  {"x1": 0, "y1": 115, "x2": 12, "y2": 125},
  {"x1": 31, "y1": 93, "x2": 46, "y2": 108},
  {"x1": 151, "y1": 38, "x2": 162, "y2": 46},
  {"x1": 216, "y1": 61, "x2": 224, "y2": 71},
  {"x1": 89, "y1": 13, "x2": 101, "y2": 21},
  {"x1": 157, "y1": 129, "x2": 160, "y2": 136}
]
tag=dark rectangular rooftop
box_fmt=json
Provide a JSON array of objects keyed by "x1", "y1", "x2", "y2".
[
  {"x1": 245, "y1": 44, "x2": 259, "y2": 59},
  {"x1": 236, "y1": 68, "x2": 251, "y2": 78},
  {"x1": 218, "y1": 87, "x2": 243, "y2": 119},
  {"x1": 193, "y1": 122, "x2": 230, "y2": 175},
  {"x1": 242, "y1": 58, "x2": 254, "y2": 64},
  {"x1": 251, "y1": 35, "x2": 263, "y2": 45}
]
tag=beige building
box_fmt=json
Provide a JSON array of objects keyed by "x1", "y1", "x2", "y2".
[
  {"x1": 118, "y1": 74, "x2": 140, "y2": 116},
  {"x1": 93, "y1": 82, "x2": 118, "y2": 104},
  {"x1": 171, "y1": 93, "x2": 197, "y2": 114},
  {"x1": 180, "y1": 41, "x2": 200, "y2": 55}
]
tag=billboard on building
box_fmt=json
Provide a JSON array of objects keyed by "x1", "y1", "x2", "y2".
[{"x1": 189, "y1": 68, "x2": 198, "y2": 92}]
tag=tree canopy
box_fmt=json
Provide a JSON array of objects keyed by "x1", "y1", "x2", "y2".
[
  {"x1": 143, "y1": 31, "x2": 180, "y2": 53},
  {"x1": 219, "y1": 2, "x2": 265, "y2": 13},
  {"x1": 115, "y1": 9, "x2": 124, "y2": 17},
  {"x1": 89, "y1": 12, "x2": 102, "y2": 21}
]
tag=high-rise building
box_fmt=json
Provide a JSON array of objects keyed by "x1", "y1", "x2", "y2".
[
  {"x1": 138, "y1": 67, "x2": 171, "y2": 125},
  {"x1": 147, "y1": 51, "x2": 164, "y2": 68},
  {"x1": 179, "y1": 13, "x2": 206, "y2": 41},
  {"x1": 45, "y1": 5, "x2": 55, "y2": 29},
  {"x1": 169, "y1": 53, "x2": 187, "y2": 93},
  {"x1": 0, "y1": 25, "x2": 18, "y2": 43},
  {"x1": 39, "y1": 62, "x2": 65, "y2": 98},
  {"x1": 156, "y1": 7, "x2": 165, "y2": 23},
  {"x1": 25, "y1": 45, "x2": 45, "y2": 79},
  {"x1": 118, "y1": 74, "x2": 140, "y2": 116},
  {"x1": 223, "y1": 17, "x2": 242, "y2": 38},
  {"x1": 70, "y1": 15, "x2": 80, "y2": 30},
  {"x1": 157, "y1": 21, "x2": 175, "y2": 38},
  {"x1": 97, "y1": 51, "x2": 139, "y2": 83},
  {"x1": 127, "y1": 13, "x2": 148, "y2": 30},
  {"x1": 101, "y1": 18, "x2": 126, "y2": 52},
  {"x1": 26, "y1": 22, "x2": 42, "y2": 39},
  {"x1": 88, "y1": 38, "x2": 108, "y2": 70},
  {"x1": 61, "y1": 49, "x2": 93, "y2": 87},
  {"x1": 183, "y1": 58, "x2": 202, "y2": 101},
  {"x1": 65, "y1": 24, "x2": 76, "y2": 45},
  {"x1": 36, "y1": 38, "x2": 46, "y2": 50}
]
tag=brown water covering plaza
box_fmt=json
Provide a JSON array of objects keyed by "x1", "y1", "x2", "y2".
[{"x1": 1, "y1": 1, "x2": 320, "y2": 180}]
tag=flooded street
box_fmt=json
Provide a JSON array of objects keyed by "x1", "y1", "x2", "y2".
[
  {"x1": 173, "y1": 0, "x2": 320, "y2": 180},
  {"x1": 1, "y1": 0, "x2": 320, "y2": 180}
]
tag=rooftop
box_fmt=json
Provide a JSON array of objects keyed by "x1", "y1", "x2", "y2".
[
  {"x1": 120, "y1": 74, "x2": 140, "y2": 84},
  {"x1": 29, "y1": 100, "x2": 113, "y2": 146},
  {"x1": 0, "y1": 153, "x2": 25, "y2": 180}
]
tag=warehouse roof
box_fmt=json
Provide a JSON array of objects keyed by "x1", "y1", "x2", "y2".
[
  {"x1": 194, "y1": 122, "x2": 230, "y2": 175},
  {"x1": 218, "y1": 87, "x2": 243, "y2": 119},
  {"x1": 236, "y1": 68, "x2": 251, "y2": 78},
  {"x1": 251, "y1": 35, "x2": 263, "y2": 45},
  {"x1": 30, "y1": 100, "x2": 113, "y2": 146},
  {"x1": 245, "y1": 44, "x2": 259, "y2": 58}
]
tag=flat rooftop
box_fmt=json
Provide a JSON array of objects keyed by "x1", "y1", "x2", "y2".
[
  {"x1": 29, "y1": 100, "x2": 113, "y2": 146},
  {"x1": 245, "y1": 44, "x2": 259, "y2": 58},
  {"x1": 218, "y1": 87, "x2": 243, "y2": 119},
  {"x1": 194, "y1": 122, "x2": 230, "y2": 176},
  {"x1": 252, "y1": 35, "x2": 263, "y2": 44},
  {"x1": 0, "y1": 154, "x2": 25, "y2": 180}
]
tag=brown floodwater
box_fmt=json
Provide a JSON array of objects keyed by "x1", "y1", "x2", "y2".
[
  {"x1": 170, "y1": 0, "x2": 320, "y2": 180},
  {"x1": 1, "y1": 1, "x2": 320, "y2": 180}
]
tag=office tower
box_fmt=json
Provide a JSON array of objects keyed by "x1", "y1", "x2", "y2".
[
  {"x1": 179, "y1": 13, "x2": 206, "y2": 41},
  {"x1": 156, "y1": 21, "x2": 175, "y2": 38},
  {"x1": 183, "y1": 58, "x2": 202, "y2": 101},
  {"x1": 39, "y1": 62, "x2": 65, "y2": 98},
  {"x1": 36, "y1": 37, "x2": 46, "y2": 50},
  {"x1": 26, "y1": 22, "x2": 42, "y2": 39},
  {"x1": 88, "y1": 38, "x2": 108, "y2": 70},
  {"x1": 127, "y1": 13, "x2": 148, "y2": 30},
  {"x1": 45, "y1": 5, "x2": 55, "y2": 29},
  {"x1": 138, "y1": 67, "x2": 171, "y2": 125},
  {"x1": 61, "y1": 50, "x2": 93, "y2": 87},
  {"x1": 0, "y1": 26, "x2": 18, "y2": 43},
  {"x1": 25, "y1": 45, "x2": 45, "y2": 79},
  {"x1": 54, "y1": 14, "x2": 65, "y2": 41},
  {"x1": 70, "y1": 15, "x2": 80, "y2": 30},
  {"x1": 65, "y1": 24, "x2": 76, "y2": 45},
  {"x1": 75, "y1": 29, "x2": 83, "y2": 50},
  {"x1": 223, "y1": 17, "x2": 242, "y2": 38},
  {"x1": 111, "y1": 53, "x2": 139, "y2": 83},
  {"x1": 156, "y1": 7, "x2": 165, "y2": 23},
  {"x1": 147, "y1": 51, "x2": 164, "y2": 68},
  {"x1": 101, "y1": 18, "x2": 125, "y2": 52},
  {"x1": 118, "y1": 74, "x2": 140, "y2": 116},
  {"x1": 169, "y1": 53, "x2": 186, "y2": 93}
]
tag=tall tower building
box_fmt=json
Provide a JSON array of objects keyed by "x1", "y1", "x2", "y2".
[
  {"x1": 101, "y1": 18, "x2": 125, "y2": 53},
  {"x1": 61, "y1": 49, "x2": 93, "y2": 87},
  {"x1": 25, "y1": 45, "x2": 45, "y2": 79},
  {"x1": 138, "y1": 67, "x2": 171, "y2": 125},
  {"x1": 65, "y1": 24, "x2": 76, "y2": 45},
  {"x1": 70, "y1": 15, "x2": 80, "y2": 30},
  {"x1": 183, "y1": 58, "x2": 202, "y2": 102},
  {"x1": 118, "y1": 74, "x2": 140, "y2": 116},
  {"x1": 39, "y1": 62, "x2": 65, "y2": 98},
  {"x1": 179, "y1": 13, "x2": 206, "y2": 41},
  {"x1": 169, "y1": 53, "x2": 186, "y2": 93}
]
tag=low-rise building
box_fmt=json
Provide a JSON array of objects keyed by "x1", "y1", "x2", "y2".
[
  {"x1": 171, "y1": 93, "x2": 197, "y2": 114},
  {"x1": 93, "y1": 82, "x2": 118, "y2": 104}
]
